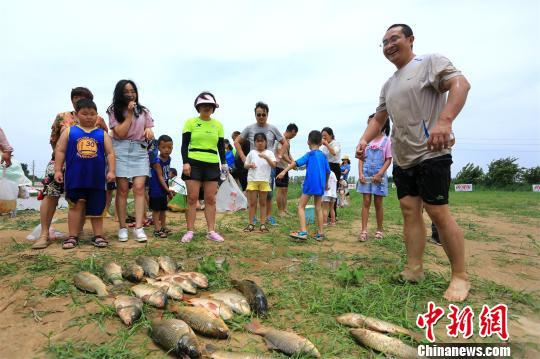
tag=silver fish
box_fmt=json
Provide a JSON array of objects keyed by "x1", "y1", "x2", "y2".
[
  {"x1": 146, "y1": 277, "x2": 183, "y2": 300},
  {"x1": 131, "y1": 283, "x2": 168, "y2": 308},
  {"x1": 103, "y1": 262, "x2": 123, "y2": 285},
  {"x1": 170, "y1": 304, "x2": 230, "y2": 339},
  {"x1": 73, "y1": 271, "x2": 108, "y2": 297},
  {"x1": 209, "y1": 291, "x2": 251, "y2": 315},
  {"x1": 158, "y1": 256, "x2": 177, "y2": 274},
  {"x1": 177, "y1": 272, "x2": 208, "y2": 288},
  {"x1": 114, "y1": 295, "x2": 143, "y2": 326},
  {"x1": 185, "y1": 298, "x2": 234, "y2": 320},
  {"x1": 157, "y1": 274, "x2": 197, "y2": 294},
  {"x1": 150, "y1": 318, "x2": 202, "y2": 358},
  {"x1": 350, "y1": 328, "x2": 419, "y2": 359},
  {"x1": 337, "y1": 313, "x2": 422, "y2": 341},
  {"x1": 245, "y1": 319, "x2": 320, "y2": 358},
  {"x1": 135, "y1": 256, "x2": 160, "y2": 278},
  {"x1": 205, "y1": 344, "x2": 273, "y2": 359}
]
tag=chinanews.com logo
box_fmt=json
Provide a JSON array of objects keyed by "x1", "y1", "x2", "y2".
[{"x1": 416, "y1": 301, "x2": 511, "y2": 358}]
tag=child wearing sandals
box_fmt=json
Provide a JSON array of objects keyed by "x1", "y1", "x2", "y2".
[
  {"x1": 243, "y1": 132, "x2": 276, "y2": 233},
  {"x1": 54, "y1": 99, "x2": 115, "y2": 249},
  {"x1": 277, "y1": 130, "x2": 330, "y2": 241},
  {"x1": 357, "y1": 114, "x2": 392, "y2": 242},
  {"x1": 149, "y1": 135, "x2": 174, "y2": 238}
]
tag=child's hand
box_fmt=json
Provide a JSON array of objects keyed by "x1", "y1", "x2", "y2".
[
  {"x1": 248, "y1": 163, "x2": 257, "y2": 169},
  {"x1": 373, "y1": 173, "x2": 382, "y2": 183},
  {"x1": 276, "y1": 171, "x2": 285, "y2": 179},
  {"x1": 54, "y1": 170, "x2": 63, "y2": 183},
  {"x1": 167, "y1": 189, "x2": 175, "y2": 199},
  {"x1": 322, "y1": 139, "x2": 328, "y2": 146},
  {"x1": 106, "y1": 171, "x2": 115, "y2": 183},
  {"x1": 359, "y1": 174, "x2": 366, "y2": 184},
  {"x1": 258, "y1": 153, "x2": 267, "y2": 159}
]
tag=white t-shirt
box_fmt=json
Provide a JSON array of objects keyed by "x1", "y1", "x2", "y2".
[
  {"x1": 245, "y1": 149, "x2": 276, "y2": 182},
  {"x1": 323, "y1": 172, "x2": 337, "y2": 198},
  {"x1": 321, "y1": 140, "x2": 341, "y2": 164}
]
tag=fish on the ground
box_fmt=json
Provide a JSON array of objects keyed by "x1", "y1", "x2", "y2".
[
  {"x1": 136, "y1": 256, "x2": 160, "y2": 278},
  {"x1": 205, "y1": 344, "x2": 273, "y2": 359},
  {"x1": 185, "y1": 298, "x2": 234, "y2": 320},
  {"x1": 350, "y1": 328, "x2": 419, "y2": 359},
  {"x1": 146, "y1": 277, "x2": 183, "y2": 300},
  {"x1": 150, "y1": 318, "x2": 202, "y2": 359},
  {"x1": 209, "y1": 291, "x2": 251, "y2": 315},
  {"x1": 122, "y1": 263, "x2": 145, "y2": 282},
  {"x1": 245, "y1": 319, "x2": 320, "y2": 358},
  {"x1": 158, "y1": 256, "x2": 177, "y2": 274},
  {"x1": 73, "y1": 271, "x2": 108, "y2": 297},
  {"x1": 177, "y1": 272, "x2": 208, "y2": 288},
  {"x1": 103, "y1": 262, "x2": 123, "y2": 285},
  {"x1": 337, "y1": 313, "x2": 422, "y2": 341},
  {"x1": 170, "y1": 304, "x2": 230, "y2": 339},
  {"x1": 232, "y1": 279, "x2": 268, "y2": 315},
  {"x1": 131, "y1": 284, "x2": 168, "y2": 308},
  {"x1": 157, "y1": 274, "x2": 197, "y2": 294},
  {"x1": 114, "y1": 295, "x2": 143, "y2": 326}
]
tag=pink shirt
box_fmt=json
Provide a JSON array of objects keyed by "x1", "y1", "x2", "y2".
[
  {"x1": 368, "y1": 135, "x2": 392, "y2": 160},
  {"x1": 108, "y1": 108, "x2": 154, "y2": 141}
]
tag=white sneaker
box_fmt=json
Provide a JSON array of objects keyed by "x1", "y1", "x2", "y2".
[
  {"x1": 118, "y1": 228, "x2": 128, "y2": 242},
  {"x1": 133, "y1": 227, "x2": 147, "y2": 242}
]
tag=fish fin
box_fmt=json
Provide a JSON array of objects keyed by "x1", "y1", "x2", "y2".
[
  {"x1": 263, "y1": 338, "x2": 278, "y2": 350},
  {"x1": 244, "y1": 319, "x2": 264, "y2": 334}
]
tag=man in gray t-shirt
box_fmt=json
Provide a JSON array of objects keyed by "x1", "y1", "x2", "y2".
[
  {"x1": 234, "y1": 101, "x2": 286, "y2": 225},
  {"x1": 356, "y1": 24, "x2": 471, "y2": 302}
]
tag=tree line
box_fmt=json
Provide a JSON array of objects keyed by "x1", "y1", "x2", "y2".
[{"x1": 454, "y1": 157, "x2": 540, "y2": 187}]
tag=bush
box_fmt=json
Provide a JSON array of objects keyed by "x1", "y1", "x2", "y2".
[
  {"x1": 454, "y1": 163, "x2": 484, "y2": 184},
  {"x1": 484, "y1": 157, "x2": 521, "y2": 187},
  {"x1": 521, "y1": 166, "x2": 540, "y2": 184}
]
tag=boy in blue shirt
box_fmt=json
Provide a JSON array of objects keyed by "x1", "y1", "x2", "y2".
[
  {"x1": 54, "y1": 99, "x2": 115, "y2": 249},
  {"x1": 149, "y1": 135, "x2": 174, "y2": 238},
  {"x1": 277, "y1": 130, "x2": 330, "y2": 240}
]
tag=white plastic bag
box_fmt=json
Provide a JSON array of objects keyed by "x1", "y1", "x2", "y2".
[
  {"x1": 18, "y1": 186, "x2": 30, "y2": 199},
  {"x1": 0, "y1": 167, "x2": 19, "y2": 214},
  {"x1": 169, "y1": 176, "x2": 187, "y2": 195},
  {"x1": 26, "y1": 223, "x2": 66, "y2": 241},
  {"x1": 216, "y1": 173, "x2": 247, "y2": 213},
  {"x1": 3, "y1": 159, "x2": 32, "y2": 187}
]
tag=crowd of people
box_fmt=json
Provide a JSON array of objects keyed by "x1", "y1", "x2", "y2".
[{"x1": 1, "y1": 23, "x2": 470, "y2": 301}]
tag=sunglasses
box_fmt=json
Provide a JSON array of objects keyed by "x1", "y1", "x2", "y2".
[{"x1": 256, "y1": 113, "x2": 267, "y2": 118}]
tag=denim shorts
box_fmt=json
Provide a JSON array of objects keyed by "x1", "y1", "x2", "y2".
[{"x1": 113, "y1": 139, "x2": 150, "y2": 178}]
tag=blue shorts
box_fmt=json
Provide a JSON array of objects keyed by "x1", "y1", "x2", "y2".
[{"x1": 66, "y1": 188, "x2": 106, "y2": 216}]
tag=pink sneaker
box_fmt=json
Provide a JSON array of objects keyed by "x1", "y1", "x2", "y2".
[
  {"x1": 207, "y1": 231, "x2": 224, "y2": 242},
  {"x1": 181, "y1": 231, "x2": 194, "y2": 243}
]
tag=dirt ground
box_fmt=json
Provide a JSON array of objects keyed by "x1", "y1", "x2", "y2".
[{"x1": 0, "y1": 201, "x2": 538, "y2": 358}]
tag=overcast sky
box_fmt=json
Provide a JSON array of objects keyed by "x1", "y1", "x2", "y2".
[{"x1": 1, "y1": 0, "x2": 538, "y2": 178}]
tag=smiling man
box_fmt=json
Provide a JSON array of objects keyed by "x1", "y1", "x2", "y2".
[{"x1": 356, "y1": 24, "x2": 471, "y2": 301}]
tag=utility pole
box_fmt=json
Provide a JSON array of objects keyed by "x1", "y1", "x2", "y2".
[{"x1": 32, "y1": 160, "x2": 35, "y2": 186}]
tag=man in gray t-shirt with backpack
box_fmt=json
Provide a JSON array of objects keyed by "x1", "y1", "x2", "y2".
[
  {"x1": 356, "y1": 24, "x2": 471, "y2": 302},
  {"x1": 234, "y1": 101, "x2": 286, "y2": 225}
]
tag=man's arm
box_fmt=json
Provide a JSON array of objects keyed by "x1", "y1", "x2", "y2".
[
  {"x1": 428, "y1": 75, "x2": 471, "y2": 152},
  {"x1": 356, "y1": 110, "x2": 387, "y2": 159}
]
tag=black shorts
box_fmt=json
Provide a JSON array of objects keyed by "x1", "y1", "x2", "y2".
[
  {"x1": 149, "y1": 196, "x2": 168, "y2": 211},
  {"x1": 65, "y1": 188, "x2": 106, "y2": 216},
  {"x1": 181, "y1": 159, "x2": 220, "y2": 182},
  {"x1": 392, "y1": 154, "x2": 453, "y2": 205},
  {"x1": 275, "y1": 167, "x2": 289, "y2": 188}
]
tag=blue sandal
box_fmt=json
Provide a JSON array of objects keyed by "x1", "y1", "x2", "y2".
[
  {"x1": 314, "y1": 233, "x2": 325, "y2": 241},
  {"x1": 290, "y1": 231, "x2": 308, "y2": 240}
]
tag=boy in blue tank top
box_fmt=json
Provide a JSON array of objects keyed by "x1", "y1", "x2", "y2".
[
  {"x1": 54, "y1": 99, "x2": 116, "y2": 249},
  {"x1": 149, "y1": 135, "x2": 174, "y2": 238},
  {"x1": 277, "y1": 130, "x2": 330, "y2": 241}
]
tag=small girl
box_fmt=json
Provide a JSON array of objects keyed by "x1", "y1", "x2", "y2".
[
  {"x1": 243, "y1": 133, "x2": 276, "y2": 232},
  {"x1": 357, "y1": 114, "x2": 392, "y2": 241},
  {"x1": 322, "y1": 171, "x2": 337, "y2": 226}
]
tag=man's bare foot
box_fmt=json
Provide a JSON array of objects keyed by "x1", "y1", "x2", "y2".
[
  {"x1": 395, "y1": 265, "x2": 425, "y2": 283},
  {"x1": 444, "y1": 274, "x2": 470, "y2": 302}
]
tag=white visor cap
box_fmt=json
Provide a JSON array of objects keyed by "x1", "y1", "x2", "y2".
[{"x1": 195, "y1": 94, "x2": 219, "y2": 108}]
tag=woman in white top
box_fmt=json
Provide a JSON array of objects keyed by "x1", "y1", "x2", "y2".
[{"x1": 321, "y1": 127, "x2": 341, "y2": 219}]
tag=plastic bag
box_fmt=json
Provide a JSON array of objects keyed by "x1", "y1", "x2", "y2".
[
  {"x1": 216, "y1": 173, "x2": 247, "y2": 213},
  {"x1": 0, "y1": 167, "x2": 19, "y2": 214},
  {"x1": 18, "y1": 186, "x2": 30, "y2": 199},
  {"x1": 26, "y1": 224, "x2": 66, "y2": 241},
  {"x1": 168, "y1": 193, "x2": 188, "y2": 212},
  {"x1": 169, "y1": 177, "x2": 187, "y2": 195},
  {"x1": 3, "y1": 159, "x2": 32, "y2": 187}
]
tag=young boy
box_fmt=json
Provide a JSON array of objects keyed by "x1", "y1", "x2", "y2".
[
  {"x1": 54, "y1": 99, "x2": 115, "y2": 249},
  {"x1": 277, "y1": 130, "x2": 330, "y2": 240},
  {"x1": 149, "y1": 135, "x2": 174, "y2": 238}
]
